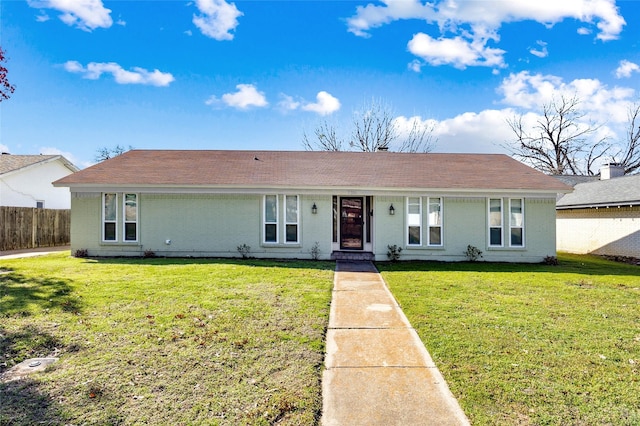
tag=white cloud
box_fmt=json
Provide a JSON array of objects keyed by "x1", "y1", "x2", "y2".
[
  {"x1": 277, "y1": 94, "x2": 301, "y2": 112},
  {"x1": 208, "y1": 84, "x2": 268, "y2": 109},
  {"x1": 27, "y1": 0, "x2": 112, "y2": 31},
  {"x1": 0, "y1": 143, "x2": 9, "y2": 153},
  {"x1": 615, "y1": 60, "x2": 640, "y2": 79},
  {"x1": 301, "y1": 91, "x2": 341, "y2": 115},
  {"x1": 408, "y1": 32, "x2": 506, "y2": 69},
  {"x1": 529, "y1": 40, "x2": 548, "y2": 58},
  {"x1": 347, "y1": 0, "x2": 625, "y2": 69},
  {"x1": 498, "y1": 71, "x2": 634, "y2": 124},
  {"x1": 64, "y1": 61, "x2": 175, "y2": 86},
  {"x1": 193, "y1": 0, "x2": 242, "y2": 41}
]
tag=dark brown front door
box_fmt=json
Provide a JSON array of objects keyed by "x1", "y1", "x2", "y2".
[{"x1": 340, "y1": 197, "x2": 364, "y2": 250}]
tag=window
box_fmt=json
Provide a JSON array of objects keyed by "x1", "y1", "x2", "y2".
[
  {"x1": 427, "y1": 197, "x2": 442, "y2": 246},
  {"x1": 264, "y1": 195, "x2": 278, "y2": 243},
  {"x1": 124, "y1": 194, "x2": 138, "y2": 242},
  {"x1": 36, "y1": 200, "x2": 45, "y2": 209},
  {"x1": 103, "y1": 193, "x2": 117, "y2": 241},
  {"x1": 285, "y1": 195, "x2": 298, "y2": 243},
  {"x1": 489, "y1": 198, "x2": 503, "y2": 247},
  {"x1": 510, "y1": 198, "x2": 524, "y2": 247},
  {"x1": 407, "y1": 197, "x2": 422, "y2": 246}
]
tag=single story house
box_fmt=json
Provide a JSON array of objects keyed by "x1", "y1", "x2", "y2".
[
  {"x1": 556, "y1": 164, "x2": 640, "y2": 257},
  {"x1": 0, "y1": 153, "x2": 79, "y2": 209},
  {"x1": 53, "y1": 150, "x2": 571, "y2": 262}
]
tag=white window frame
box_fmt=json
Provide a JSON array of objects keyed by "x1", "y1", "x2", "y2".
[
  {"x1": 123, "y1": 193, "x2": 139, "y2": 242},
  {"x1": 36, "y1": 200, "x2": 45, "y2": 209},
  {"x1": 509, "y1": 198, "x2": 525, "y2": 247},
  {"x1": 488, "y1": 198, "x2": 503, "y2": 247},
  {"x1": 284, "y1": 195, "x2": 299, "y2": 244},
  {"x1": 102, "y1": 193, "x2": 118, "y2": 242},
  {"x1": 263, "y1": 195, "x2": 279, "y2": 244},
  {"x1": 427, "y1": 197, "x2": 443, "y2": 247},
  {"x1": 407, "y1": 196, "x2": 422, "y2": 246}
]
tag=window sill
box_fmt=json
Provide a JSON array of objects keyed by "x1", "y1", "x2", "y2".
[
  {"x1": 404, "y1": 245, "x2": 446, "y2": 251},
  {"x1": 487, "y1": 246, "x2": 526, "y2": 251},
  {"x1": 261, "y1": 243, "x2": 302, "y2": 248},
  {"x1": 100, "y1": 242, "x2": 142, "y2": 246}
]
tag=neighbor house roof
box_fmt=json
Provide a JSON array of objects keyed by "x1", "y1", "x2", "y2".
[
  {"x1": 0, "y1": 154, "x2": 78, "y2": 176},
  {"x1": 556, "y1": 173, "x2": 640, "y2": 209},
  {"x1": 54, "y1": 150, "x2": 572, "y2": 195}
]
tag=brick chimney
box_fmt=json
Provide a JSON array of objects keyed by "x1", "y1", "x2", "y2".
[{"x1": 600, "y1": 163, "x2": 625, "y2": 180}]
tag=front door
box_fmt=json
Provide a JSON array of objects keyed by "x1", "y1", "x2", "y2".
[{"x1": 340, "y1": 197, "x2": 364, "y2": 250}]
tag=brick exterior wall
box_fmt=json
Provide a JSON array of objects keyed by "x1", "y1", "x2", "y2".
[{"x1": 557, "y1": 207, "x2": 640, "y2": 257}]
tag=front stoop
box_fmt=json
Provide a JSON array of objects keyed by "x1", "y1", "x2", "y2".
[{"x1": 330, "y1": 251, "x2": 375, "y2": 261}]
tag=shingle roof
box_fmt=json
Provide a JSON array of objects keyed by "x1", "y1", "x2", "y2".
[
  {"x1": 0, "y1": 154, "x2": 78, "y2": 175},
  {"x1": 54, "y1": 150, "x2": 571, "y2": 193},
  {"x1": 556, "y1": 173, "x2": 640, "y2": 209}
]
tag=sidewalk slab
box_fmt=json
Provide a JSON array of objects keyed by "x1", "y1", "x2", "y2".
[
  {"x1": 329, "y1": 289, "x2": 407, "y2": 329},
  {"x1": 325, "y1": 328, "x2": 437, "y2": 368},
  {"x1": 323, "y1": 367, "x2": 468, "y2": 426}
]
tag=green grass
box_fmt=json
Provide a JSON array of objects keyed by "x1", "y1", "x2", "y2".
[
  {"x1": 378, "y1": 253, "x2": 640, "y2": 425},
  {"x1": 0, "y1": 253, "x2": 334, "y2": 425}
]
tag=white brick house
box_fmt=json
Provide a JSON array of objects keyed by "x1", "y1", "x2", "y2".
[{"x1": 556, "y1": 164, "x2": 640, "y2": 257}]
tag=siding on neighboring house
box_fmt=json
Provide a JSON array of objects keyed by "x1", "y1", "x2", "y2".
[{"x1": 557, "y1": 206, "x2": 640, "y2": 257}]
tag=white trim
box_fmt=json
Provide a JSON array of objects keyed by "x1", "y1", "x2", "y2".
[
  {"x1": 406, "y1": 196, "x2": 422, "y2": 246},
  {"x1": 427, "y1": 197, "x2": 443, "y2": 247},
  {"x1": 509, "y1": 198, "x2": 525, "y2": 247},
  {"x1": 263, "y1": 194, "x2": 279, "y2": 244},
  {"x1": 284, "y1": 194, "x2": 299, "y2": 244},
  {"x1": 488, "y1": 198, "x2": 504, "y2": 247}
]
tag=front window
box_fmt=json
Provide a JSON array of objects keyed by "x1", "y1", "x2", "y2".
[
  {"x1": 103, "y1": 193, "x2": 117, "y2": 241},
  {"x1": 124, "y1": 194, "x2": 138, "y2": 242},
  {"x1": 285, "y1": 195, "x2": 299, "y2": 243},
  {"x1": 489, "y1": 198, "x2": 503, "y2": 247},
  {"x1": 510, "y1": 198, "x2": 524, "y2": 247},
  {"x1": 264, "y1": 195, "x2": 278, "y2": 243},
  {"x1": 407, "y1": 197, "x2": 422, "y2": 246},
  {"x1": 427, "y1": 197, "x2": 442, "y2": 246}
]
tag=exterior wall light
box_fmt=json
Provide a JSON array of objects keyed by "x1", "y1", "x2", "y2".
[
  {"x1": 389, "y1": 204, "x2": 395, "y2": 215},
  {"x1": 312, "y1": 203, "x2": 318, "y2": 214}
]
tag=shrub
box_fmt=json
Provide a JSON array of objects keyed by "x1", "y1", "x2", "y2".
[
  {"x1": 74, "y1": 249, "x2": 88, "y2": 258},
  {"x1": 309, "y1": 241, "x2": 321, "y2": 260},
  {"x1": 237, "y1": 244, "x2": 251, "y2": 259},
  {"x1": 143, "y1": 249, "x2": 156, "y2": 258},
  {"x1": 387, "y1": 244, "x2": 403, "y2": 262},
  {"x1": 544, "y1": 255, "x2": 559, "y2": 265},
  {"x1": 464, "y1": 245, "x2": 483, "y2": 261}
]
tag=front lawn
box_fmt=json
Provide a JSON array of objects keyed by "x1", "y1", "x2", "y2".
[
  {"x1": 0, "y1": 253, "x2": 334, "y2": 425},
  {"x1": 378, "y1": 253, "x2": 640, "y2": 425}
]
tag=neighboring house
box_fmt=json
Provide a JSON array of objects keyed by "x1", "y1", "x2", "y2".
[
  {"x1": 0, "y1": 153, "x2": 79, "y2": 209},
  {"x1": 53, "y1": 150, "x2": 571, "y2": 262},
  {"x1": 556, "y1": 163, "x2": 640, "y2": 257}
]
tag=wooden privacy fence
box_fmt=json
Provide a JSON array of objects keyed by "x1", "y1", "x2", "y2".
[{"x1": 0, "y1": 207, "x2": 71, "y2": 251}]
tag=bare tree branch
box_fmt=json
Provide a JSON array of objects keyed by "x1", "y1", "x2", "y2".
[
  {"x1": 94, "y1": 145, "x2": 131, "y2": 162},
  {"x1": 0, "y1": 46, "x2": 16, "y2": 102},
  {"x1": 611, "y1": 103, "x2": 640, "y2": 174},
  {"x1": 504, "y1": 95, "x2": 609, "y2": 175}
]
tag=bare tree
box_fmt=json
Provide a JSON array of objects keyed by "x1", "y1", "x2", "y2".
[
  {"x1": 303, "y1": 99, "x2": 436, "y2": 153},
  {"x1": 0, "y1": 47, "x2": 16, "y2": 102},
  {"x1": 94, "y1": 145, "x2": 131, "y2": 162},
  {"x1": 611, "y1": 103, "x2": 640, "y2": 174},
  {"x1": 506, "y1": 95, "x2": 609, "y2": 175}
]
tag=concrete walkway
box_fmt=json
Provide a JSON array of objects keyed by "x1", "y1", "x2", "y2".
[
  {"x1": 0, "y1": 245, "x2": 70, "y2": 259},
  {"x1": 321, "y1": 261, "x2": 470, "y2": 426}
]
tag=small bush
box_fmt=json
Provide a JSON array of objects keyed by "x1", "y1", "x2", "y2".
[
  {"x1": 309, "y1": 241, "x2": 321, "y2": 260},
  {"x1": 143, "y1": 249, "x2": 156, "y2": 259},
  {"x1": 544, "y1": 255, "x2": 559, "y2": 265},
  {"x1": 237, "y1": 244, "x2": 251, "y2": 259},
  {"x1": 387, "y1": 244, "x2": 403, "y2": 262},
  {"x1": 74, "y1": 249, "x2": 88, "y2": 258},
  {"x1": 464, "y1": 245, "x2": 483, "y2": 261}
]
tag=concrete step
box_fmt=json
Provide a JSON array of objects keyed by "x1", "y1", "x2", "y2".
[{"x1": 330, "y1": 251, "x2": 375, "y2": 261}]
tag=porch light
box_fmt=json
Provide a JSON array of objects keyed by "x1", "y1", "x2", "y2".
[
  {"x1": 312, "y1": 203, "x2": 318, "y2": 214},
  {"x1": 389, "y1": 204, "x2": 395, "y2": 215}
]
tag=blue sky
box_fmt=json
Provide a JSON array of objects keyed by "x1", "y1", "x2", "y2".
[{"x1": 1, "y1": 0, "x2": 639, "y2": 168}]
